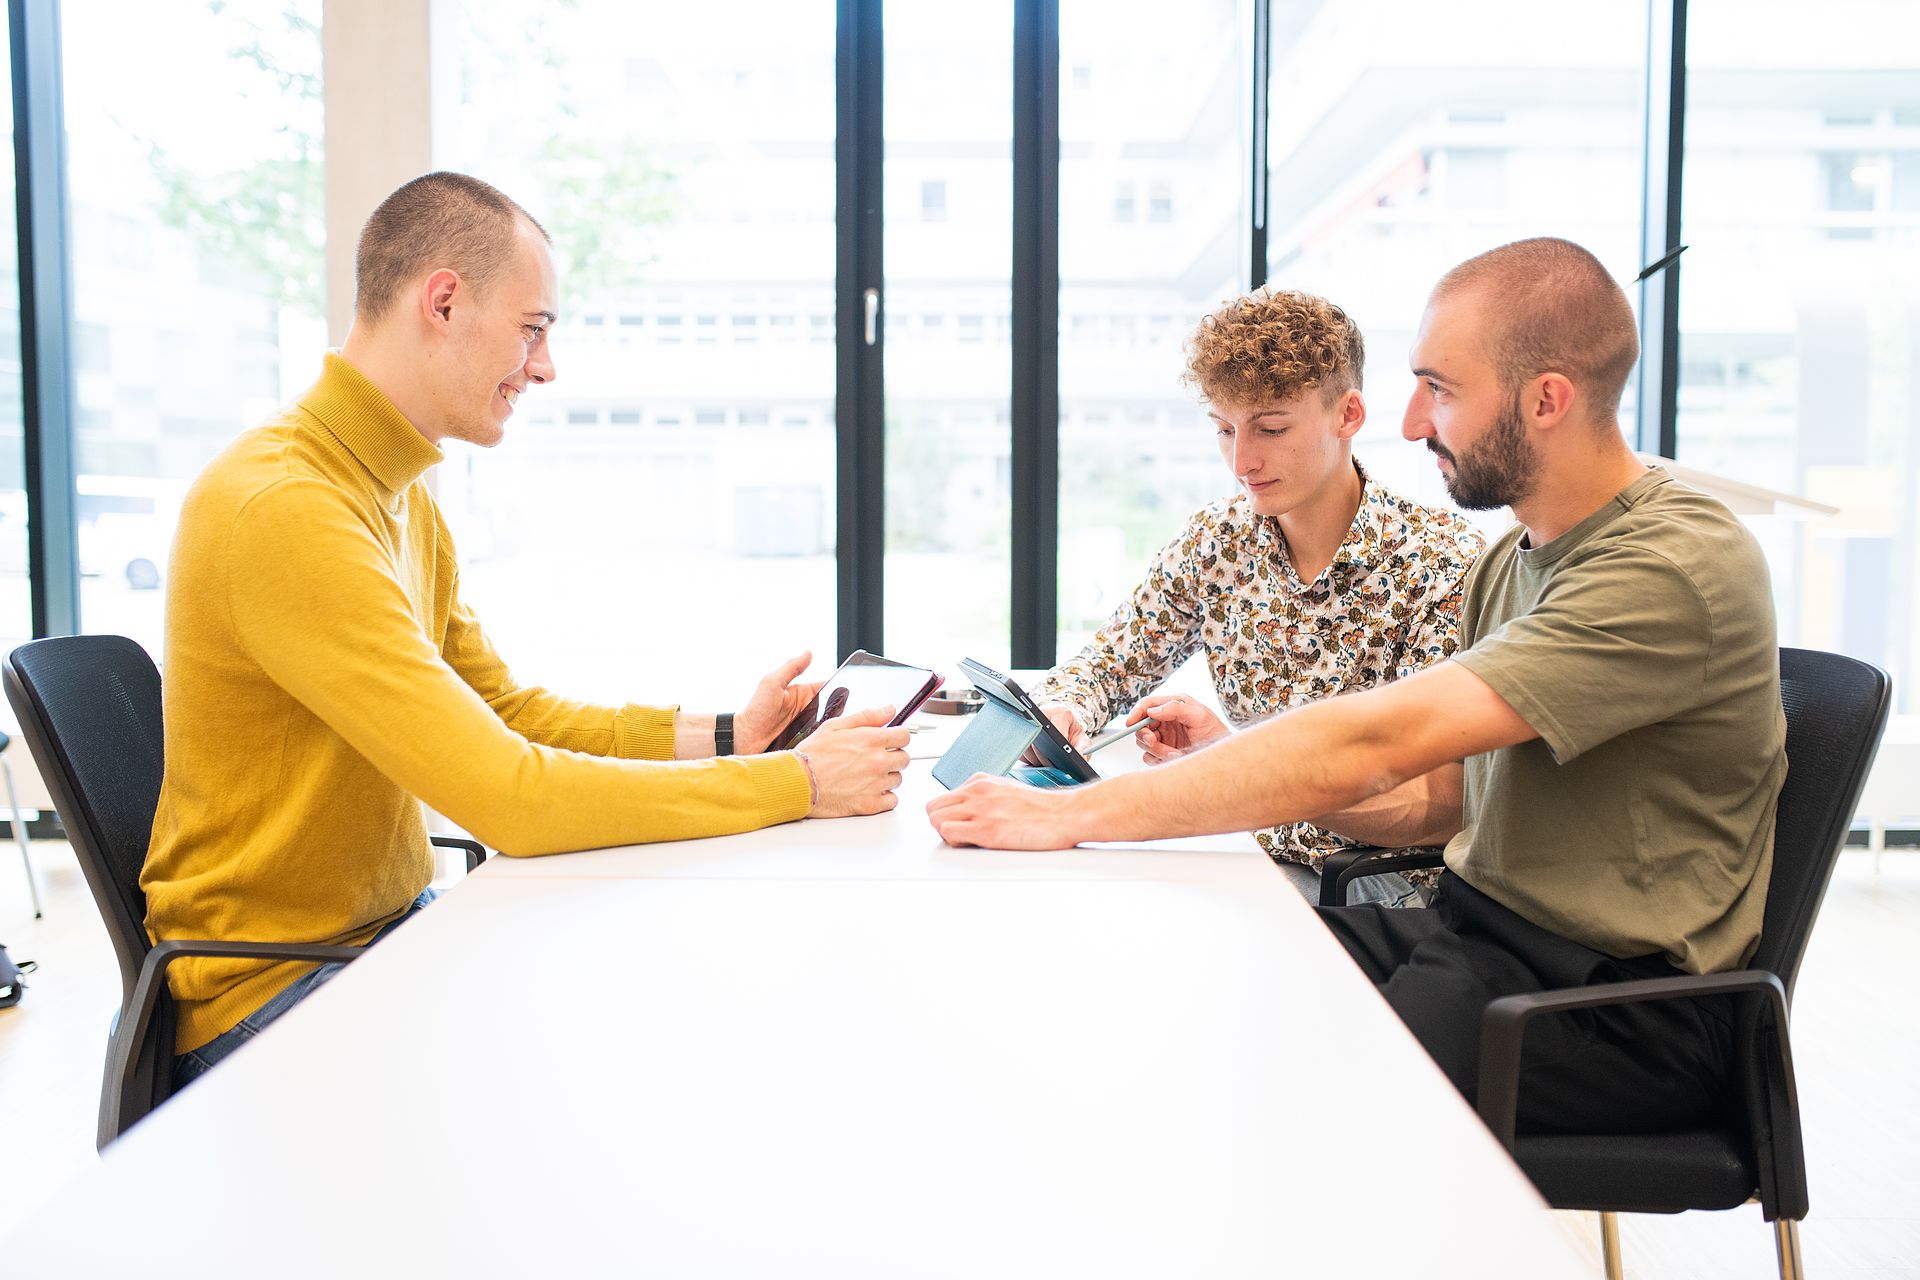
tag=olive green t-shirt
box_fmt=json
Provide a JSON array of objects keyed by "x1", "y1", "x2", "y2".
[{"x1": 1445, "y1": 468, "x2": 1786, "y2": 974}]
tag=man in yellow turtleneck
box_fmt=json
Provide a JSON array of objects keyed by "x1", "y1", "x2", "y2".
[{"x1": 146, "y1": 172, "x2": 909, "y2": 1083}]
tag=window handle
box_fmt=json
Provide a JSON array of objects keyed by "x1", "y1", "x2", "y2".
[{"x1": 863, "y1": 288, "x2": 880, "y2": 345}]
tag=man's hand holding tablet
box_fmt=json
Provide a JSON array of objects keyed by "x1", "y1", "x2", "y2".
[
  {"x1": 794, "y1": 706, "x2": 913, "y2": 817},
  {"x1": 707, "y1": 650, "x2": 910, "y2": 817},
  {"x1": 731, "y1": 651, "x2": 829, "y2": 755},
  {"x1": 770, "y1": 650, "x2": 943, "y2": 752},
  {"x1": 737, "y1": 649, "x2": 940, "y2": 818},
  {"x1": 1024, "y1": 706, "x2": 1090, "y2": 765},
  {"x1": 1026, "y1": 706, "x2": 1158, "y2": 765}
]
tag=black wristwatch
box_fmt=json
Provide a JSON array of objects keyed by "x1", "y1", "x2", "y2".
[{"x1": 715, "y1": 712, "x2": 734, "y2": 756}]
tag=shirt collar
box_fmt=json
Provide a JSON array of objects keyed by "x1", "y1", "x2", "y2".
[
  {"x1": 1517, "y1": 466, "x2": 1669, "y2": 568},
  {"x1": 1255, "y1": 458, "x2": 1385, "y2": 580},
  {"x1": 304, "y1": 352, "x2": 444, "y2": 499},
  {"x1": 1331, "y1": 458, "x2": 1387, "y2": 570}
]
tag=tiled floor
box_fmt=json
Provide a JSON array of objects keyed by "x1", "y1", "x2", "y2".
[{"x1": 2, "y1": 838, "x2": 1915, "y2": 1275}]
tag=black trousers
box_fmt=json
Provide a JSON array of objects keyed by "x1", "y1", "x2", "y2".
[{"x1": 1318, "y1": 873, "x2": 1734, "y2": 1134}]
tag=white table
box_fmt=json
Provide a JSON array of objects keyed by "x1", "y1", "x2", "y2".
[
  {"x1": 474, "y1": 741, "x2": 1274, "y2": 888},
  {"x1": 2, "y1": 720, "x2": 1587, "y2": 1278}
]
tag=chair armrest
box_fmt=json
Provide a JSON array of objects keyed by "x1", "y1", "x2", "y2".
[
  {"x1": 133, "y1": 940, "x2": 368, "y2": 1033},
  {"x1": 1317, "y1": 845, "x2": 1446, "y2": 907},
  {"x1": 430, "y1": 833, "x2": 487, "y2": 873},
  {"x1": 1475, "y1": 969, "x2": 1790, "y2": 1150},
  {"x1": 109, "y1": 938, "x2": 368, "y2": 1135}
]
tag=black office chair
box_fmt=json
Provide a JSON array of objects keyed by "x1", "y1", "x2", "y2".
[
  {"x1": 2, "y1": 634, "x2": 486, "y2": 1149},
  {"x1": 1459, "y1": 648, "x2": 1889, "y2": 1280}
]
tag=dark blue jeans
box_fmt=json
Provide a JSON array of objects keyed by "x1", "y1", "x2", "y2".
[{"x1": 172, "y1": 888, "x2": 438, "y2": 1090}]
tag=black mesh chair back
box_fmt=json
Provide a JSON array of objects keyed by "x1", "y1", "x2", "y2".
[
  {"x1": 3, "y1": 635, "x2": 165, "y2": 1000},
  {"x1": 1757, "y1": 647, "x2": 1891, "y2": 1000},
  {"x1": 1731, "y1": 647, "x2": 1889, "y2": 1225}
]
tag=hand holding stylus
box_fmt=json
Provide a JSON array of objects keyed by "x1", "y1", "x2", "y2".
[{"x1": 1127, "y1": 694, "x2": 1230, "y2": 764}]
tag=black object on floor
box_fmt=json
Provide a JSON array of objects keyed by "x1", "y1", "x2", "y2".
[{"x1": 0, "y1": 942, "x2": 35, "y2": 1007}]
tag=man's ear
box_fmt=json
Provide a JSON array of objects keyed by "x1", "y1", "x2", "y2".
[
  {"x1": 1334, "y1": 388, "x2": 1366, "y2": 440},
  {"x1": 1526, "y1": 372, "x2": 1578, "y2": 431},
  {"x1": 421, "y1": 268, "x2": 462, "y2": 333}
]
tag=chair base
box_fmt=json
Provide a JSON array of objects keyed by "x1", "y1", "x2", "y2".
[
  {"x1": 1600, "y1": 1211, "x2": 1623, "y2": 1280},
  {"x1": 1590, "y1": 1211, "x2": 1805, "y2": 1280},
  {"x1": 1775, "y1": 1218, "x2": 1803, "y2": 1280}
]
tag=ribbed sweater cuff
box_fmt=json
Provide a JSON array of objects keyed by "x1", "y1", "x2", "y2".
[
  {"x1": 755, "y1": 754, "x2": 815, "y2": 823},
  {"x1": 613, "y1": 704, "x2": 677, "y2": 760}
]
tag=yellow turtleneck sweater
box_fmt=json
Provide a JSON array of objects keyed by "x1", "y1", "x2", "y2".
[{"x1": 145, "y1": 353, "x2": 811, "y2": 1053}]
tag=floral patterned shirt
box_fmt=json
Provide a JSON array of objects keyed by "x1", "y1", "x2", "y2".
[{"x1": 1033, "y1": 460, "x2": 1485, "y2": 870}]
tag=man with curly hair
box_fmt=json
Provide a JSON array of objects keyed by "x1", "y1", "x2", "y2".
[
  {"x1": 1027, "y1": 288, "x2": 1484, "y2": 906},
  {"x1": 933, "y1": 239, "x2": 1786, "y2": 1133}
]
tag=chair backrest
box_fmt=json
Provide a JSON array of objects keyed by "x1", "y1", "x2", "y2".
[
  {"x1": 1758, "y1": 647, "x2": 1891, "y2": 1000},
  {"x1": 3, "y1": 636, "x2": 165, "y2": 1001}
]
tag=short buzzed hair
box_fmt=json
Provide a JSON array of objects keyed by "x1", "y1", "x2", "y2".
[
  {"x1": 354, "y1": 172, "x2": 549, "y2": 324},
  {"x1": 1432, "y1": 238, "x2": 1640, "y2": 420},
  {"x1": 1183, "y1": 288, "x2": 1365, "y2": 408}
]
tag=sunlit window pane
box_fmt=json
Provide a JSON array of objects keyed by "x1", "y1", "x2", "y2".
[
  {"x1": 1056, "y1": 0, "x2": 1248, "y2": 651},
  {"x1": 62, "y1": 0, "x2": 325, "y2": 657},
  {"x1": 0, "y1": 5, "x2": 27, "y2": 656},
  {"x1": 882, "y1": 0, "x2": 1014, "y2": 671},
  {"x1": 1263, "y1": 1, "x2": 1647, "y2": 534},
  {"x1": 438, "y1": 2, "x2": 836, "y2": 708},
  {"x1": 1679, "y1": 0, "x2": 1920, "y2": 713}
]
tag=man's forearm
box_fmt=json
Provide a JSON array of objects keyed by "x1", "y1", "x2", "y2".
[
  {"x1": 1062, "y1": 696, "x2": 1405, "y2": 843},
  {"x1": 928, "y1": 660, "x2": 1533, "y2": 854},
  {"x1": 672, "y1": 711, "x2": 716, "y2": 760},
  {"x1": 1310, "y1": 765, "x2": 1463, "y2": 848}
]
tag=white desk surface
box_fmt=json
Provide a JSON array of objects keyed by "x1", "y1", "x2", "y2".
[
  {"x1": 476, "y1": 764, "x2": 1273, "y2": 886},
  {"x1": 7, "y1": 873, "x2": 1583, "y2": 1278},
  {"x1": 4, "y1": 695, "x2": 1584, "y2": 1277}
]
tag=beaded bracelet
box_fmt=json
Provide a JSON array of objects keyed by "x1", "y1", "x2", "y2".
[{"x1": 793, "y1": 750, "x2": 821, "y2": 811}]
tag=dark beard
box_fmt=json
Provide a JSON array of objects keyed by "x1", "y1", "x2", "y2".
[{"x1": 1432, "y1": 395, "x2": 1537, "y2": 511}]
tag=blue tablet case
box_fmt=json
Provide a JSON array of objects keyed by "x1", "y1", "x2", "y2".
[{"x1": 932, "y1": 699, "x2": 1042, "y2": 790}]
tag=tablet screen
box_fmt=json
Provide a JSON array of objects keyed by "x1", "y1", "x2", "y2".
[{"x1": 769, "y1": 650, "x2": 942, "y2": 751}]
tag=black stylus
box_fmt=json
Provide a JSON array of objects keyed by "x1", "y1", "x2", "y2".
[{"x1": 1634, "y1": 243, "x2": 1688, "y2": 283}]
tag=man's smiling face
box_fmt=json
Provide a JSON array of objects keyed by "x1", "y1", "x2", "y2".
[{"x1": 440, "y1": 219, "x2": 558, "y2": 448}]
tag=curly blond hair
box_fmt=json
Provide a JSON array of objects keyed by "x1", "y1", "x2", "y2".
[{"x1": 1182, "y1": 288, "x2": 1364, "y2": 408}]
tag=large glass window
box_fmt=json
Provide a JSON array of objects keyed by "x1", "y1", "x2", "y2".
[
  {"x1": 61, "y1": 0, "x2": 325, "y2": 657},
  {"x1": 0, "y1": 5, "x2": 29, "y2": 658},
  {"x1": 881, "y1": 0, "x2": 1015, "y2": 670},
  {"x1": 1679, "y1": 0, "x2": 1920, "y2": 713},
  {"x1": 1055, "y1": 0, "x2": 1249, "y2": 651},
  {"x1": 438, "y1": 2, "x2": 837, "y2": 708},
  {"x1": 1262, "y1": 1, "x2": 1648, "y2": 529}
]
